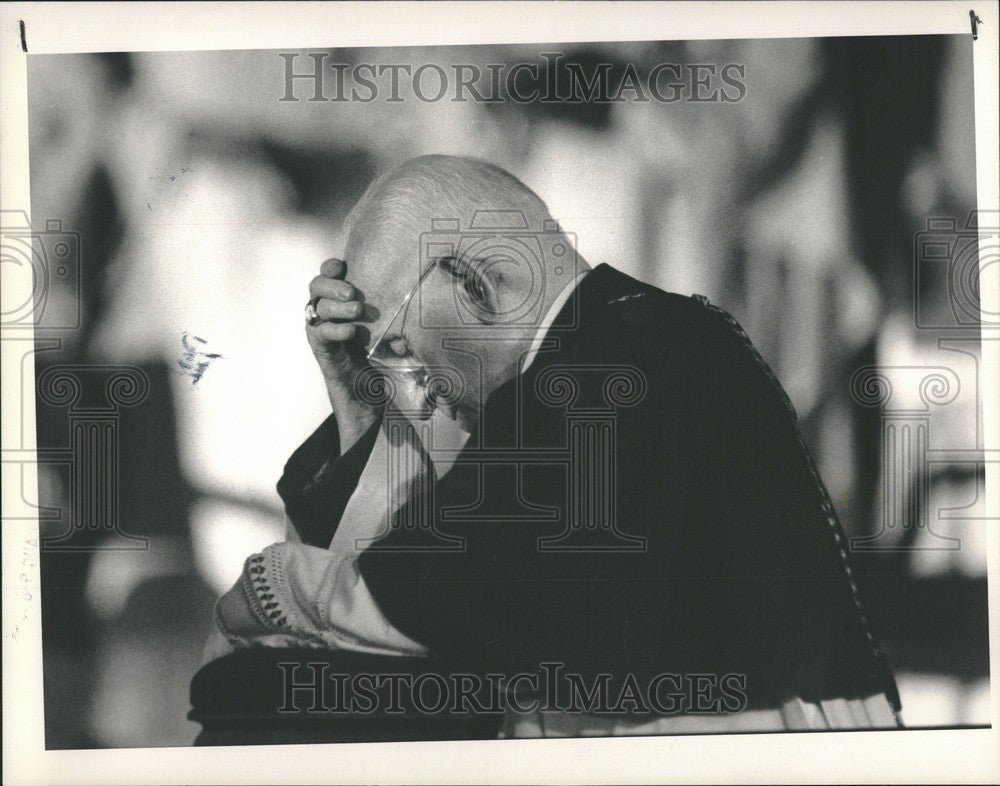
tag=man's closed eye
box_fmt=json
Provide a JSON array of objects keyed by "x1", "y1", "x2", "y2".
[{"x1": 438, "y1": 255, "x2": 496, "y2": 315}]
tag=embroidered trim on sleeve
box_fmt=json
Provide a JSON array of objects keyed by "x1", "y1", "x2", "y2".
[{"x1": 240, "y1": 553, "x2": 290, "y2": 631}]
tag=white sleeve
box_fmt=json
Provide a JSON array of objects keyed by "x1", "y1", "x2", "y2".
[
  {"x1": 229, "y1": 541, "x2": 428, "y2": 656},
  {"x1": 217, "y1": 411, "x2": 468, "y2": 656}
]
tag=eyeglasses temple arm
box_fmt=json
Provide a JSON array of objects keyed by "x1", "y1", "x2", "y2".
[{"x1": 365, "y1": 258, "x2": 439, "y2": 361}]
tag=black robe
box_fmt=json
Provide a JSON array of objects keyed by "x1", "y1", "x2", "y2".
[{"x1": 277, "y1": 263, "x2": 900, "y2": 714}]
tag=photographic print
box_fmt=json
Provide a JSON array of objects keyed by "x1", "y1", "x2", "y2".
[{"x1": 2, "y1": 3, "x2": 997, "y2": 783}]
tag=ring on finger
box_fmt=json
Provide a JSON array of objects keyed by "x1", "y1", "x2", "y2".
[{"x1": 305, "y1": 297, "x2": 321, "y2": 327}]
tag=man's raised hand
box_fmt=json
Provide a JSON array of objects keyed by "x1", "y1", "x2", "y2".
[{"x1": 305, "y1": 257, "x2": 378, "y2": 453}]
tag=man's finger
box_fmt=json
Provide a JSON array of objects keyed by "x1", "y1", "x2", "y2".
[
  {"x1": 315, "y1": 298, "x2": 363, "y2": 322},
  {"x1": 309, "y1": 275, "x2": 355, "y2": 301},
  {"x1": 311, "y1": 321, "x2": 357, "y2": 343},
  {"x1": 320, "y1": 257, "x2": 346, "y2": 278}
]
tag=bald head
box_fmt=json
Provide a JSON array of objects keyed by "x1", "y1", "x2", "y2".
[{"x1": 344, "y1": 155, "x2": 553, "y2": 270}]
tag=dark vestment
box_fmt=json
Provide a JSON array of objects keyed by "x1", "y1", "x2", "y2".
[
  {"x1": 191, "y1": 264, "x2": 899, "y2": 744},
  {"x1": 281, "y1": 263, "x2": 899, "y2": 710}
]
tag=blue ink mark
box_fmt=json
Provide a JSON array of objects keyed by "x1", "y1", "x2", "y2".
[{"x1": 178, "y1": 332, "x2": 222, "y2": 384}]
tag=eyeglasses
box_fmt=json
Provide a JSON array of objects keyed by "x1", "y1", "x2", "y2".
[
  {"x1": 363, "y1": 256, "x2": 449, "y2": 400},
  {"x1": 364, "y1": 253, "x2": 493, "y2": 384},
  {"x1": 365, "y1": 256, "x2": 438, "y2": 366}
]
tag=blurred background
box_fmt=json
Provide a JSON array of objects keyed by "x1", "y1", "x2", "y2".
[{"x1": 21, "y1": 35, "x2": 989, "y2": 748}]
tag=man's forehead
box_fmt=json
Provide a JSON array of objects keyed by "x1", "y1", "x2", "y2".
[
  {"x1": 347, "y1": 211, "x2": 435, "y2": 288},
  {"x1": 347, "y1": 250, "x2": 425, "y2": 348},
  {"x1": 345, "y1": 196, "x2": 466, "y2": 339},
  {"x1": 349, "y1": 250, "x2": 425, "y2": 302}
]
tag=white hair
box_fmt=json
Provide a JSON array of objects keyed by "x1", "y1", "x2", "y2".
[{"x1": 344, "y1": 155, "x2": 554, "y2": 266}]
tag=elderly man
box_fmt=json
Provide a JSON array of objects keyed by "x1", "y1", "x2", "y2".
[{"x1": 206, "y1": 155, "x2": 900, "y2": 737}]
